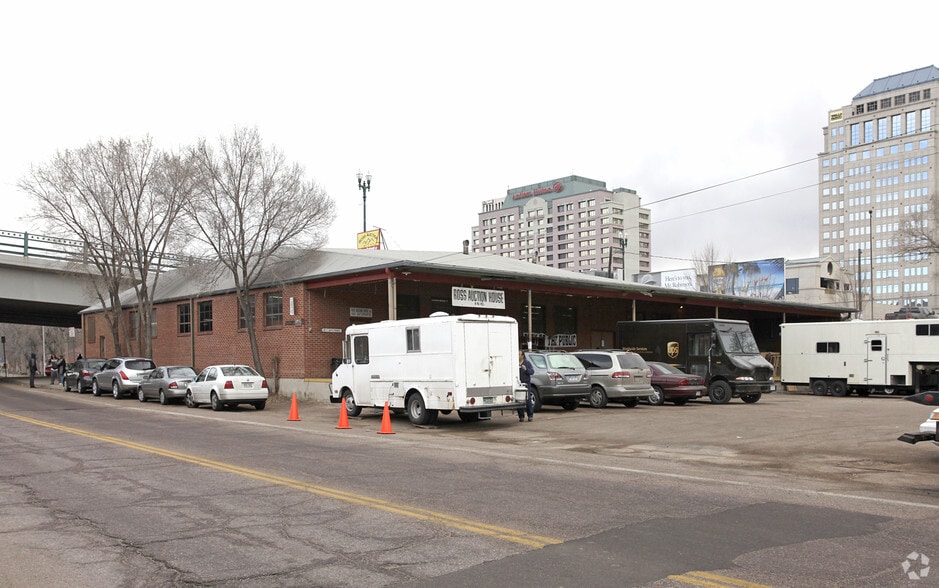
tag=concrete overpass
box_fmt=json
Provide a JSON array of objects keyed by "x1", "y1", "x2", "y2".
[{"x1": 0, "y1": 253, "x2": 96, "y2": 327}]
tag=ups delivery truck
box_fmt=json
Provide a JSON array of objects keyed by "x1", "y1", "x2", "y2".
[{"x1": 617, "y1": 319, "x2": 775, "y2": 404}]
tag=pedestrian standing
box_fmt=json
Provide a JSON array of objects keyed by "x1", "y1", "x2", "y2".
[
  {"x1": 28, "y1": 352, "x2": 38, "y2": 388},
  {"x1": 56, "y1": 356, "x2": 66, "y2": 384},
  {"x1": 517, "y1": 351, "x2": 534, "y2": 422},
  {"x1": 49, "y1": 354, "x2": 59, "y2": 384}
]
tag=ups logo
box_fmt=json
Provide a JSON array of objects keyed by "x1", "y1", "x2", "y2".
[{"x1": 667, "y1": 341, "x2": 679, "y2": 359}]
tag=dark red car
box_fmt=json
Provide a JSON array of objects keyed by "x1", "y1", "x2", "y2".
[{"x1": 646, "y1": 361, "x2": 706, "y2": 406}]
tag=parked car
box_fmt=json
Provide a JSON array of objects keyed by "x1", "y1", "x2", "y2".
[
  {"x1": 137, "y1": 365, "x2": 198, "y2": 405},
  {"x1": 884, "y1": 306, "x2": 934, "y2": 320},
  {"x1": 185, "y1": 364, "x2": 269, "y2": 411},
  {"x1": 898, "y1": 392, "x2": 939, "y2": 447},
  {"x1": 63, "y1": 357, "x2": 107, "y2": 393},
  {"x1": 573, "y1": 350, "x2": 654, "y2": 408},
  {"x1": 92, "y1": 357, "x2": 158, "y2": 398},
  {"x1": 646, "y1": 361, "x2": 706, "y2": 406},
  {"x1": 523, "y1": 351, "x2": 589, "y2": 412}
]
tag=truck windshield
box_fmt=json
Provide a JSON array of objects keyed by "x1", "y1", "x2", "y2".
[{"x1": 717, "y1": 327, "x2": 760, "y2": 354}]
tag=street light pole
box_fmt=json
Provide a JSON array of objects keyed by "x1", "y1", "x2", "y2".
[
  {"x1": 356, "y1": 171, "x2": 372, "y2": 233},
  {"x1": 869, "y1": 209, "x2": 874, "y2": 319},
  {"x1": 620, "y1": 232, "x2": 628, "y2": 281}
]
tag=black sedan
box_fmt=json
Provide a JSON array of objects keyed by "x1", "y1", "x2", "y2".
[
  {"x1": 646, "y1": 362, "x2": 706, "y2": 406},
  {"x1": 63, "y1": 358, "x2": 107, "y2": 393}
]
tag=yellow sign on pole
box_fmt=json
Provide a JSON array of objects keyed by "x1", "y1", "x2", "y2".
[{"x1": 357, "y1": 229, "x2": 381, "y2": 250}]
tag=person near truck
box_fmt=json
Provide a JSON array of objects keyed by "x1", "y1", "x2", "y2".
[{"x1": 517, "y1": 351, "x2": 534, "y2": 422}]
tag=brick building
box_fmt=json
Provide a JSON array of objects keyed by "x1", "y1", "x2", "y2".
[{"x1": 80, "y1": 248, "x2": 847, "y2": 401}]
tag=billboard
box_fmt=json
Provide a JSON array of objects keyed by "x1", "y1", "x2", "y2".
[
  {"x1": 357, "y1": 229, "x2": 381, "y2": 250},
  {"x1": 632, "y1": 269, "x2": 698, "y2": 292},
  {"x1": 707, "y1": 258, "x2": 785, "y2": 299}
]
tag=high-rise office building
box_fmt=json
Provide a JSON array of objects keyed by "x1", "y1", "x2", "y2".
[
  {"x1": 471, "y1": 175, "x2": 651, "y2": 279},
  {"x1": 819, "y1": 65, "x2": 938, "y2": 319}
]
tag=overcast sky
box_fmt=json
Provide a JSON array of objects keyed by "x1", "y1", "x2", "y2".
[{"x1": 2, "y1": 1, "x2": 937, "y2": 271}]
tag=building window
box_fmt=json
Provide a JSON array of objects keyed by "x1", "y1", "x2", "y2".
[
  {"x1": 150, "y1": 308, "x2": 157, "y2": 339},
  {"x1": 178, "y1": 304, "x2": 191, "y2": 334},
  {"x1": 264, "y1": 292, "x2": 283, "y2": 327},
  {"x1": 815, "y1": 342, "x2": 840, "y2": 353},
  {"x1": 856, "y1": 103, "x2": 865, "y2": 114},
  {"x1": 850, "y1": 123, "x2": 860, "y2": 146},
  {"x1": 866, "y1": 101, "x2": 877, "y2": 112},
  {"x1": 198, "y1": 301, "x2": 213, "y2": 333},
  {"x1": 922, "y1": 108, "x2": 932, "y2": 132},
  {"x1": 239, "y1": 297, "x2": 255, "y2": 330},
  {"x1": 129, "y1": 310, "x2": 138, "y2": 338},
  {"x1": 880, "y1": 98, "x2": 891, "y2": 109},
  {"x1": 909, "y1": 91, "x2": 920, "y2": 102},
  {"x1": 406, "y1": 327, "x2": 421, "y2": 352},
  {"x1": 895, "y1": 94, "x2": 905, "y2": 106},
  {"x1": 86, "y1": 315, "x2": 95, "y2": 343}
]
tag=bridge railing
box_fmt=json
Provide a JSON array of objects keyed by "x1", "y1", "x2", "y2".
[{"x1": 0, "y1": 229, "x2": 194, "y2": 270}]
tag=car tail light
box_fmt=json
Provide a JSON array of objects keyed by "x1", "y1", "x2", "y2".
[
  {"x1": 261, "y1": 379, "x2": 268, "y2": 389},
  {"x1": 81, "y1": 370, "x2": 90, "y2": 377},
  {"x1": 224, "y1": 380, "x2": 234, "y2": 389},
  {"x1": 678, "y1": 378, "x2": 689, "y2": 386},
  {"x1": 119, "y1": 370, "x2": 129, "y2": 380},
  {"x1": 469, "y1": 397, "x2": 476, "y2": 405},
  {"x1": 547, "y1": 371, "x2": 563, "y2": 382},
  {"x1": 611, "y1": 371, "x2": 632, "y2": 379},
  {"x1": 505, "y1": 395, "x2": 512, "y2": 402},
  {"x1": 168, "y1": 382, "x2": 178, "y2": 389}
]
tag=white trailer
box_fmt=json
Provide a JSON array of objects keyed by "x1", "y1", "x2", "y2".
[
  {"x1": 780, "y1": 319, "x2": 939, "y2": 397},
  {"x1": 330, "y1": 313, "x2": 527, "y2": 425}
]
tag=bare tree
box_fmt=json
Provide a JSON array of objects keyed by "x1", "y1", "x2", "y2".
[
  {"x1": 897, "y1": 206, "x2": 939, "y2": 257},
  {"x1": 692, "y1": 243, "x2": 731, "y2": 292},
  {"x1": 186, "y1": 127, "x2": 335, "y2": 376},
  {"x1": 18, "y1": 138, "x2": 189, "y2": 357}
]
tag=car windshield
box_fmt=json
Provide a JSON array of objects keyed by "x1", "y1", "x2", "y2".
[
  {"x1": 87, "y1": 360, "x2": 106, "y2": 370},
  {"x1": 126, "y1": 360, "x2": 157, "y2": 370},
  {"x1": 717, "y1": 327, "x2": 760, "y2": 354},
  {"x1": 168, "y1": 366, "x2": 197, "y2": 379},
  {"x1": 615, "y1": 354, "x2": 647, "y2": 369},
  {"x1": 221, "y1": 365, "x2": 259, "y2": 377},
  {"x1": 546, "y1": 354, "x2": 583, "y2": 369},
  {"x1": 650, "y1": 362, "x2": 683, "y2": 375}
]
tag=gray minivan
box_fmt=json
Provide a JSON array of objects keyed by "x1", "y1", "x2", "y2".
[
  {"x1": 573, "y1": 350, "x2": 653, "y2": 408},
  {"x1": 524, "y1": 351, "x2": 589, "y2": 411}
]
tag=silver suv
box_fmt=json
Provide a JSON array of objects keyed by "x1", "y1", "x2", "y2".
[
  {"x1": 92, "y1": 357, "x2": 158, "y2": 399},
  {"x1": 524, "y1": 351, "x2": 589, "y2": 412},
  {"x1": 573, "y1": 350, "x2": 653, "y2": 408}
]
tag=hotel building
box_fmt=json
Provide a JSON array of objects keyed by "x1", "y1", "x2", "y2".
[{"x1": 471, "y1": 175, "x2": 651, "y2": 279}]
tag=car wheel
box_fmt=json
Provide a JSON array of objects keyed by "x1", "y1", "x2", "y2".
[
  {"x1": 254, "y1": 400, "x2": 266, "y2": 411},
  {"x1": 708, "y1": 381, "x2": 732, "y2": 404},
  {"x1": 138, "y1": 388, "x2": 146, "y2": 402},
  {"x1": 343, "y1": 390, "x2": 362, "y2": 417},
  {"x1": 210, "y1": 392, "x2": 223, "y2": 411},
  {"x1": 672, "y1": 398, "x2": 689, "y2": 406},
  {"x1": 811, "y1": 380, "x2": 828, "y2": 396},
  {"x1": 648, "y1": 385, "x2": 666, "y2": 406},
  {"x1": 112, "y1": 381, "x2": 121, "y2": 399},
  {"x1": 185, "y1": 390, "x2": 197, "y2": 408},
  {"x1": 588, "y1": 386, "x2": 608, "y2": 409},
  {"x1": 159, "y1": 390, "x2": 168, "y2": 405},
  {"x1": 830, "y1": 380, "x2": 849, "y2": 397},
  {"x1": 740, "y1": 393, "x2": 762, "y2": 403},
  {"x1": 622, "y1": 397, "x2": 639, "y2": 408},
  {"x1": 407, "y1": 393, "x2": 436, "y2": 425},
  {"x1": 92, "y1": 379, "x2": 101, "y2": 396},
  {"x1": 529, "y1": 386, "x2": 543, "y2": 412}
]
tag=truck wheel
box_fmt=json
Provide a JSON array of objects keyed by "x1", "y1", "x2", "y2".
[
  {"x1": 407, "y1": 393, "x2": 436, "y2": 425},
  {"x1": 740, "y1": 393, "x2": 762, "y2": 403},
  {"x1": 811, "y1": 380, "x2": 828, "y2": 396},
  {"x1": 342, "y1": 390, "x2": 362, "y2": 417},
  {"x1": 529, "y1": 387, "x2": 543, "y2": 412},
  {"x1": 830, "y1": 381, "x2": 848, "y2": 397},
  {"x1": 648, "y1": 386, "x2": 666, "y2": 406},
  {"x1": 589, "y1": 386, "x2": 608, "y2": 408},
  {"x1": 708, "y1": 381, "x2": 732, "y2": 404}
]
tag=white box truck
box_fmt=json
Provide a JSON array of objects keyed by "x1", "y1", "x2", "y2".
[
  {"x1": 330, "y1": 313, "x2": 527, "y2": 425},
  {"x1": 780, "y1": 319, "x2": 939, "y2": 397}
]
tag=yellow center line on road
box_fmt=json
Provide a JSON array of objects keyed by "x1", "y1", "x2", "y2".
[
  {"x1": 668, "y1": 570, "x2": 772, "y2": 587},
  {"x1": 1, "y1": 410, "x2": 561, "y2": 549}
]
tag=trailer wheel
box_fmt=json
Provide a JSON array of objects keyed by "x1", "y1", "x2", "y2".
[
  {"x1": 708, "y1": 381, "x2": 732, "y2": 404},
  {"x1": 343, "y1": 390, "x2": 362, "y2": 417},
  {"x1": 406, "y1": 393, "x2": 437, "y2": 425},
  {"x1": 811, "y1": 380, "x2": 828, "y2": 396},
  {"x1": 830, "y1": 381, "x2": 848, "y2": 397},
  {"x1": 740, "y1": 393, "x2": 762, "y2": 403},
  {"x1": 588, "y1": 385, "x2": 609, "y2": 408}
]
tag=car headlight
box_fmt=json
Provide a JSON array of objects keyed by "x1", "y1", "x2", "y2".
[{"x1": 734, "y1": 376, "x2": 754, "y2": 381}]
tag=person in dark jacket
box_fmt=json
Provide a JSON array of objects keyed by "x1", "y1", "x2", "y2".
[
  {"x1": 517, "y1": 351, "x2": 535, "y2": 422},
  {"x1": 28, "y1": 352, "x2": 38, "y2": 388}
]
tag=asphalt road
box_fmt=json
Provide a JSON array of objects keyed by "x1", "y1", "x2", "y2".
[{"x1": 1, "y1": 378, "x2": 937, "y2": 587}]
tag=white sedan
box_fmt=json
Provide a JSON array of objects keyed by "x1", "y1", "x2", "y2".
[{"x1": 185, "y1": 365, "x2": 269, "y2": 411}]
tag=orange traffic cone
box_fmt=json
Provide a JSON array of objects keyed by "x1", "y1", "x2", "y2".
[
  {"x1": 377, "y1": 401, "x2": 395, "y2": 434},
  {"x1": 336, "y1": 398, "x2": 351, "y2": 429},
  {"x1": 287, "y1": 394, "x2": 301, "y2": 421}
]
